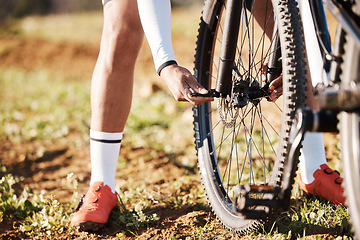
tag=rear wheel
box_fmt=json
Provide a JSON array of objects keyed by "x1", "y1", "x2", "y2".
[
  {"x1": 338, "y1": 31, "x2": 360, "y2": 240},
  {"x1": 193, "y1": 0, "x2": 307, "y2": 234}
]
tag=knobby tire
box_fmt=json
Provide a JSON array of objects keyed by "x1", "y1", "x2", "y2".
[{"x1": 193, "y1": 0, "x2": 307, "y2": 234}]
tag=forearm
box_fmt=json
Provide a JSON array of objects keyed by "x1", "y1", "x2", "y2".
[{"x1": 137, "y1": 0, "x2": 177, "y2": 75}]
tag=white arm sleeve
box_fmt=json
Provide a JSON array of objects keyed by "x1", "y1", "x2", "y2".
[{"x1": 137, "y1": 0, "x2": 177, "y2": 75}]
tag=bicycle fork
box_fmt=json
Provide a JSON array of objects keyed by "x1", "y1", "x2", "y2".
[
  {"x1": 192, "y1": 0, "x2": 272, "y2": 105},
  {"x1": 192, "y1": 0, "x2": 242, "y2": 98}
]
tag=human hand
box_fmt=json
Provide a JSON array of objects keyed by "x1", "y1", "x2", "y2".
[
  {"x1": 160, "y1": 64, "x2": 214, "y2": 105},
  {"x1": 267, "y1": 74, "x2": 283, "y2": 102},
  {"x1": 261, "y1": 57, "x2": 283, "y2": 102}
]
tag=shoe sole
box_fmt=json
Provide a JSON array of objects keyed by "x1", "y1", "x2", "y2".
[{"x1": 73, "y1": 221, "x2": 106, "y2": 232}]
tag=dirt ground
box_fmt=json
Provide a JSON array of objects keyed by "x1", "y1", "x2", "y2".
[
  {"x1": 0, "y1": 35, "x2": 344, "y2": 239},
  {"x1": 0, "y1": 36, "x2": 241, "y2": 239}
]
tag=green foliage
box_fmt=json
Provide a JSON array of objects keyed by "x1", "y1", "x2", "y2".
[
  {"x1": 111, "y1": 203, "x2": 160, "y2": 234},
  {"x1": 266, "y1": 195, "x2": 352, "y2": 238},
  {"x1": 18, "y1": 196, "x2": 71, "y2": 237},
  {"x1": 0, "y1": 166, "x2": 72, "y2": 237},
  {"x1": 0, "y1": 167, "x2": 40, "y2": 221},
  {"x1": 0, "y1": 68, "x2": 91, "y2": 143},
  {"x1": 126, "y1": 90, "x2": 194, "y2": 153}
]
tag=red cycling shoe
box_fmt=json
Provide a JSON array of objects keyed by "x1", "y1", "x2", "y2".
[
  {"x1": 71, "y1": 182, "x2": 117, "y2": 231},
  {"x1": 297, "y1": 164, "x2": 345, "y2": 206}
]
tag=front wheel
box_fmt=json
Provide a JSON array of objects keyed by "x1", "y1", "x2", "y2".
[{"x1": 193, "y1": 0, "x2": 307, "y2": 234}]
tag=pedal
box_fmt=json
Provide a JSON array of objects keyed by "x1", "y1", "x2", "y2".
[{"x1": 232, "y1": 184, "x2": 283, "y2": 219}]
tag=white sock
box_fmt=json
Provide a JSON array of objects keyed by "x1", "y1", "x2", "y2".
[
  {"x1": 89, "y1": 129, "x2": 123, "y2": 193},
  {"x1": 299, "y1": 132, "x2": 327, "y2": 184}
]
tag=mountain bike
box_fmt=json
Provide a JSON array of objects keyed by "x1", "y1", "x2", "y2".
[{"x1": 192, "y1": 0, "x2": 360, "y2": 236}]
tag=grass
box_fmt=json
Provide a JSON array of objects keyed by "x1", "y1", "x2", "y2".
[
  {"x1": 0, "y1": 166, "x2": 39, "y2": 222},
  {"x1": 0, "y1": 6, "x2": 354, "y2": 240},
  {"x1": 270, "y1": 198, "x2": 351, "y2": 238},
  {"x1": 0, "y1": 165, "x2": 69, "y2": 237},
  {"x1": 0, "y1": 165, "x2": 162, "y2": 238},
  {"x1": 0, "y1": 68, "x2": 91, "y2": 143},
  {"x1": 1, "y1": 167, "x2": 351, "y2": 238}
]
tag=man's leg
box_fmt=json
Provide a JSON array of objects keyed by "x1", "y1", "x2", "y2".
[
  {"x1": 89, "y1": 0, "x2": 143, "y2": 192},
  {"x1": 92, "y1": 0, "x2": 143, "y2": 132},
  {"x1": 71, "y1": 0, "x2": 144, "y2": 231}
]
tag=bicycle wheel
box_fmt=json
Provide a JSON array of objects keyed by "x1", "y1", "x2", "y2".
[
  {"x1": 193, "y1": 0, "x2": 306, "y2": 233},
  {"x1": 338, "y1": 32, "x2": 360, "y2": 239}
]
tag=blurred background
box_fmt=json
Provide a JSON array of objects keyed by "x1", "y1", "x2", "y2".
[{"x1": 0, "y1": 0, "x2": 202, "y2": 19}]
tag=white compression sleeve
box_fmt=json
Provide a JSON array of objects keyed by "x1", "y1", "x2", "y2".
[{"x1": 137, "y1": 0, "x2": 177, "y2": 74}]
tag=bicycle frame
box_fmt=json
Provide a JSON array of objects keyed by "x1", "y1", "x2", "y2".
[
  {"x1": 300, "y1": 0, "x2": 360, "y2": 92},
  {"x1": 299, "y1": 0, "x2": 360, "y2": 112},
  {"x1": 300, "y1": 0, "x2": 331, "y2": 88}
]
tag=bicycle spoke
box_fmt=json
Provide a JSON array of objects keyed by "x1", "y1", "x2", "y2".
[{"x1": 201, "y1": 0, "x2": 301, "y2": 207}]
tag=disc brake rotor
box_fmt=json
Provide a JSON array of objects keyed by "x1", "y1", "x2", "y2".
[{"x1": 217, "y1": 98, "x2": 239, "y2": 128}]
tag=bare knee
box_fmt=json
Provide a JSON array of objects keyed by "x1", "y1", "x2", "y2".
[
  {"x1": 104, "y1": 21, "x2": 143, "y2": 52},
  {"x1": 100, "y1": 0, "x2": 144, "y2": 70}
]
